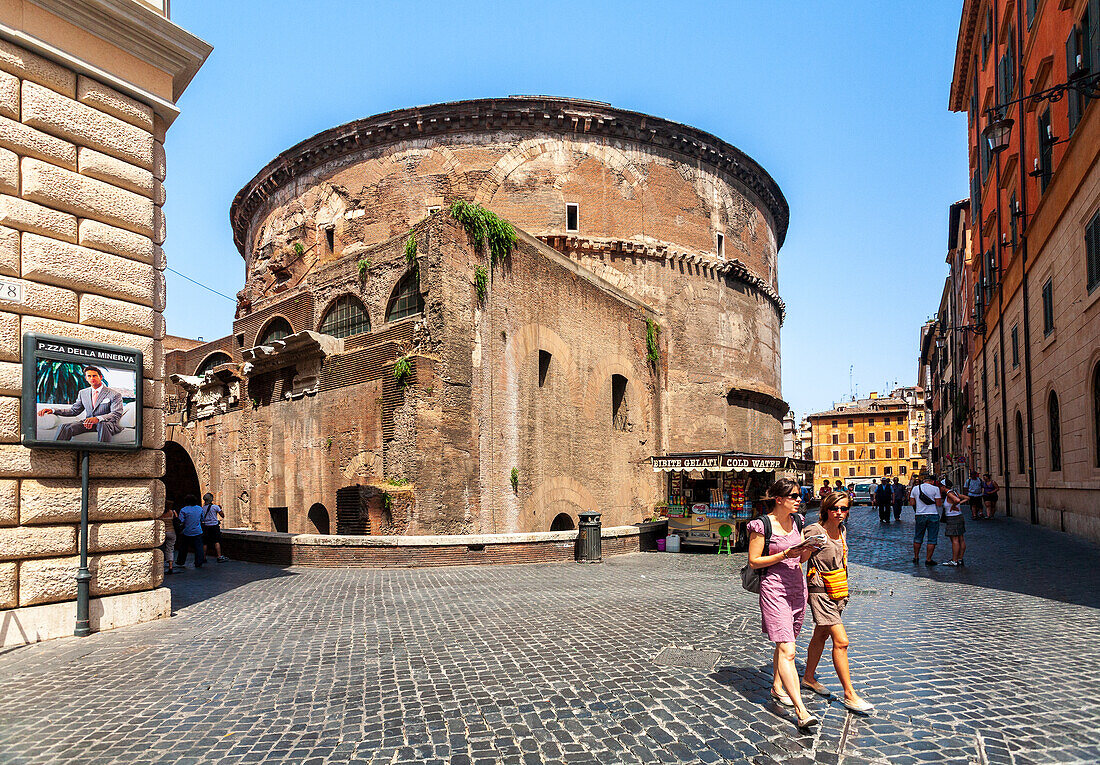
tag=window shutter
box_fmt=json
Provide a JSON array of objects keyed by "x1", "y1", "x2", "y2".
[
  {"x1": 1090, "y1": 0, "x2": 1100, "y2": 76},
  {"x1": 1067, "y1": 29, "x2": 1081, "y2": 134},
  {"x1": 1087, "y1": 211, "x2": 1100, "y2": 294}
]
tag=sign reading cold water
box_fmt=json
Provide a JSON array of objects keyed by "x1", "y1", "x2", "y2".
[
  {"x1": 21, "y1": 333, "x2": 143, "y2": 452},
  {"x1": 652, "y1": 453, "x2": 788, "y2": 472}
]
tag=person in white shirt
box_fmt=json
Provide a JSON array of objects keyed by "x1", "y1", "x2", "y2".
[
  {"x1": 909, "y1": 473, "x2": 943, "y2": 565},
  {"x1": 964, "y1": 470, "x2": 985, "y2": 520},
  {"x1": 940, "y1": 479, "x2": 967, "y2": 567}
]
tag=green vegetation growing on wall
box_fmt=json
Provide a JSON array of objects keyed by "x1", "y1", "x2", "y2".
[
  {"x1": 510, "y1": 466, "x2": 519, "y2": 494},
  {"x1": 404, "y1": 234, "x2": 417, "y2": 271},
  {"x1": 449, "y1": 200, "x2": 516, "y2": 264},
  {"x1": 645, "y1": 318, "x2": 661, "y2": 367},
  {"x1": 393, "y1": 356, "x2": 412, "y2": 387},
  {"x1": 475, "y1": 265, "x2": 488, "y2": 302},
  {"x1": 357, "y1": 258, "x2": 371, "y2": 279},
  {"x1": 292, "y1": 242, "x2": 305, "y2": 257}
]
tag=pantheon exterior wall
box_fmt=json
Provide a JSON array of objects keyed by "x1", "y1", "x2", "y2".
[{"x1": 168, "y1": 97, "x2": 789, "y2": 535}]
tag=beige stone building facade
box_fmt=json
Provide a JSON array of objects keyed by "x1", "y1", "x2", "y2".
[
  {"x1": 166, "y1": 97, "x2": 792, "y2": 538},
  {"x1": 0, "y1": 1, "x2": 208, "y2": 646}
]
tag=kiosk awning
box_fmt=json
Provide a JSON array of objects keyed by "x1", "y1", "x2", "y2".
[{"x1": 651, "y1": 451, "x2": 814, "y2": 473}]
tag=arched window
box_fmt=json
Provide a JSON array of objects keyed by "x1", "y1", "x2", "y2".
[
  {"x1": 1094, "y1": 362, "x2": 1100, "y2": 468},
  {"x1": 195, "y1": 352, "x2": 232, "y2": 377},
  {"x1": 319, "y1": 295, "x2": 370, "y2": 338},
  {"x1": 258, "y1": 317, "x2": 292, "y2": 346},
  {"x1": 1015, "y1": 411, "x2": 1025, "y2": 475},
  {"x1": 1048, "y1": 391, "x2": 1062, "y2": 472},
  {"x1": 550, "y1": 512, "x2": 574, "y2": 531},
  {"x1": 385, "y1": 271, "x2": 423, "y2": 322}
]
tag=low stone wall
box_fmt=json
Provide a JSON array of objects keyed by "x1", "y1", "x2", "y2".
[{"x1": 221, "y1": 526, "x2": 641, "y2": 567}]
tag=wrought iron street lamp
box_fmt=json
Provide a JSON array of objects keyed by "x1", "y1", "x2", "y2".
[{"x1": 982, "y1": 117, "x2": 1014, "y2": 154}]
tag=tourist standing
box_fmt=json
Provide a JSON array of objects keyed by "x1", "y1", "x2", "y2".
[
  {"x1": 819, "y1": 480, "x2": 832, "y2": 499},
  {"x1": 800, "y1": 491, "x2": 874, "y2": 713},
  {"x1": 747, "y1": 477, "x2": 822, "y2": 729},
  {"x1": 909, "y1": 474, "x2": 943, "y2": 565},
  {"x1": 175, "y1": 495, "x2": 205, "y2": 569},
  {"x1": 940, "y1": 479, "x2": 967, "y2": 567},
  {"x1": 875, "y1": 480, "x2": 892, "y2": 524},
  {"x1": 891, "y1": 477, "x2": 906, "y2": 522},
  {"x1": 200, "y1": 492, "x2": 228, "y2": 562},
  {"x1": 964, "y1": 470, "x2": 985, "y2": 520},
  {"x1": 159, "y1": 501, "x2": 178, "y2": 575},
  {"x1": 982, "y1": 474, "x2": 1000, "y2": 519}
]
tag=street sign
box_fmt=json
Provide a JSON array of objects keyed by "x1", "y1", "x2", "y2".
[{"x1": 21, "y1": 333, "x2": 143, "y2": 452}]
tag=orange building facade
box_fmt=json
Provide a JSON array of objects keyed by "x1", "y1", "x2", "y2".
[{"x1": 949, "y1": 0, "x2": 1100, "y2": 541}]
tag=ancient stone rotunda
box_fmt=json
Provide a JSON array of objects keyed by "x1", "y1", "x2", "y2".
[{"x1": 164, "y1": 96, "x2": 790, "y2": 537}]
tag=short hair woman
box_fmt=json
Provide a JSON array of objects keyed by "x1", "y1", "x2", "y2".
[
  {"x1": 747, "y1": 477, "x2": 822, "y2": 729},
  {"x1": 799, "y1": 491, "x2": 874, "y2": 713}
]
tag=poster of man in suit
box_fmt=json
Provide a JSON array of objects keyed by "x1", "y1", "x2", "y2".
[
  {"x1": 22, "y1": 334, "x2": 143, "y2": 452},
  {"x1": 38, "y1": 365, "x2": 129, "y2": 443}
]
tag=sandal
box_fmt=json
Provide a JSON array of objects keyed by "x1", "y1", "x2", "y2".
[
  {"x1": 796, "y1": 713, "x2": 819, "y2": 729},
  {"x1": 842, "y1": 697, "x2": 874, "y2": 714},
  {"x1": 801, "y1": 679, "x2": 831, "y2": 697},
  {"x1": 770, "y1": 687, "x2": 794, "y2": 707}
]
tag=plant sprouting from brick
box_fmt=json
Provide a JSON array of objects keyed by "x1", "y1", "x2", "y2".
[
  {"x1": 475, "y1": 265, "x2": 488, "y2": 302},
  {"x1": 645, "y1": 318, "x2": 661, "y2": 367},
  {"x1": 449, "y1": 200, "x2": 516, "y2": 265},
  {"x1": 387, "y1": 477, "x2": 410, "y2": 487},
  {"x1": 404, "y1": 234, "x2": 417, "y2": 271},
  {"x1": 383, "y1": 492, "x2": 392, "y2": 513},
  {"x1": 393, "y1": 356, "x2": 412, "y2": 387},
  {"x1": 357, "y1": 258, "x2": 371, "y2": 279},
  {"x1": 510, "y1": 467, "x2": 519, "y2": 494},
  {"x1": 292, "y1": 242, "x2": 305, "y2": 257},
  {"x1": 325, "y1": 436, "x2": 333, "y2": 451}
]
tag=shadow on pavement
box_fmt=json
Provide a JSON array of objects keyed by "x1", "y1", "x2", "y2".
[
  {"x1": 163, "y1": 559, "x2": 298, "y2": 612},
  {"x1": 844, "y1": 507, "x2": 1100, "y2": 610}
]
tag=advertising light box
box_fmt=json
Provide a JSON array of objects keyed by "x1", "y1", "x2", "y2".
[{"x1": 21, "y1": 333, "x2": 143, "y2": 452}]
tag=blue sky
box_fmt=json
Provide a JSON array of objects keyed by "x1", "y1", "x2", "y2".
[{"x1": 164, "y1": 0, "x2": 968, "y2": 420}]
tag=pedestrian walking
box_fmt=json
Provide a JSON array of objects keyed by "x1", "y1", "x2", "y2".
[
  {"x1": 175, "y1": 495, "x2": 205, "y2": 569},
  {"x1": 909, "y1": 473, "x2": 943, "y2": 565},
  {"x1": 159, "y1": 501, "x2": 178, "y2": 575},
  {"x1": 982, "y1": 474, "x2": 1000, "y2": 519},
  {"x1": 875, "y1": 480, "x2": 892, "y2": 524},
  {"x1": 746, "y1": 477, "x2": 823, "y2": 729},
  {"x1": 800, "y1": 491, "x2": 874, "y2": 714},
  {"x1": 891, "y1": 477, "x2": 906, "y2": 522},
  {"x1": 939, "y1": 479, "x2": 967, "y2": 567},
  {"x1": 964, "y1": 470, "x2": 985, "y2": 520},
  {"x1": 200, "y1": 492, "x2": 228, "y2": 562}
]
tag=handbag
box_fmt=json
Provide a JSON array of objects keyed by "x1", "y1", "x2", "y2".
[{"x1": 808, "y1": 532, "x2": 849, "y2": 599}]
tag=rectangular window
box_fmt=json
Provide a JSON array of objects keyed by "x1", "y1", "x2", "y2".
[
  {"x1": 716, "y1": 233, "x2": 724, "y2": 257},
  {"x1": 1042, "y1": 278, "x2": 1054, "y2": 336},
  {"x1": 1027, "y1": 0, "x2": 1036, "y2": 28},
  {"x1": 832, "y1": 434, "x2": 838, "y2": 444},
  {"x1": 848, "y1": 434, "x2": 854, "y2": 443},
  {"x1": 1012, "y1": 324, "x2": 1020, "y2": 368},
  {"x1": 869, "y1": 418, "x2": 875, "y2": 426},
  {"x1": 982, "y1": 6, "x2": 992, "y2": 66},
  {"x1": 1038, "y1": 109, "x2": 1053, "y2": 193},
  {"x1": 869, "y1": 433, "x2": 875, "y2": 443},
  {"x1": 833, "y1": 468, "x2": 840, "y2": 477},
  {"x1": 913, "y1": 460, "x2": 919, "y2": 469},
  {"x1": 324, "y1": 225, "x2": 335, "y2": 254},
  {"x1": 869, "y1": 466, "x2": 877, "y2": 476},
  {"x1": 847, "y1": 419, "x2": 853, "y2": 427},
  {"x1": 832, "y1": 419, "x2": 838, "y2": 427},
  {"x1": 899, "y1": 448, "x2": 905, "y2": 459},
  {"x1": 994, "y1": 351, "x2": 999, "y2": 387},
  {"x1": 885, "y1": 448, "x2": 892, "y2": 458},
  {"x1": 900, "y1": 465, "x2": 908, "y2": 475},
  {"x1": 1087, "y1": 208, "x2": 1100, "y2": 295},
  {"x1": 883, "y1": 417, "x2": 890, "y2": 425},
  {"x1": 885, "y1": 466, "x2": 892, "y2": 475},
  {"x1": 1067, "y1": 22, "x2": 1087, "y2": 134},
  {"x1": 848, "y1": 450, "x2": 855, "y2": 460},
  {"x1": 885, "y1": 432, "x2": 892, "y2": 441},
  {"x1": 897, "y1": 430, "x2": 905, "y2": 441},
  {"x1": 849, "y1": 467, "x2": 856, "y2": 477},
  {"x1": 869, "y1": 448, "x2": 876, "y2": 459},
  {"x1": 566, "y1": 203, "x2": 579, "y2": 232},
  {"x1": 998, "y1": 33, "x2": 1015, "y2": 104},
  {"x1": 832, "y1": 450, "x2": 839, "y2": 461}
]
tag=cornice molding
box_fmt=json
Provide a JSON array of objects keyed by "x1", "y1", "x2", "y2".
[
  {"x1": 28, "y1": 0, "x2": 211, "y2": 102},
  {"x1": 229, "y1": 97, "x2": 789, "y2": 258},
  {"x1": 949, "y1": 0, "x2": 981, "y2": 111}
]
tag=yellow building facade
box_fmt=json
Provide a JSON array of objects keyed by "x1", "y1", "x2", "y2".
[{"x1": 808, "y1": 394, "x2": 928, "y2": 490}]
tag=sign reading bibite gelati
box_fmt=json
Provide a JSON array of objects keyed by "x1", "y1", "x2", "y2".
[{"x1": 21, "y1": 333, "x2": 143, "y2": 452}]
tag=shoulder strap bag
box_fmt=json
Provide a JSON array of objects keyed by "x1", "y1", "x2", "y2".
[{"x1": 740, "y1": 515, "x2": 772, "y2": 593}]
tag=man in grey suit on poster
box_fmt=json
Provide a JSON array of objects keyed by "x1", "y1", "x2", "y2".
[{"x1": 39, "y1": 366, "x2": 125, "y2": 442}]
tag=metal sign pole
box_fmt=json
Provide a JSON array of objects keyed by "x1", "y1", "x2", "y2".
[{"x1": 74, "y1": 450, "x2": 91, "y2": 637}]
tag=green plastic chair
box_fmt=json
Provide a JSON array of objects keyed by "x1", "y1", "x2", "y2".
[{"x1": 718, "y1": 524, "x2": 733, "y2": 555}]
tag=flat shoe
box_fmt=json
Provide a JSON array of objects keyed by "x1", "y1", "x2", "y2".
[
  {"x1": 770, "y1": 688, "x2": 794, "y2": 707},
  {"x1": 800, "y1": 679, "x2": 831, "y2": 697},
  {"x1": 842, "y1": 698, "x2": 874, "y2": 714},
  {"x1": 796, "y1": 713, "x2": 819, "y2": 728}
]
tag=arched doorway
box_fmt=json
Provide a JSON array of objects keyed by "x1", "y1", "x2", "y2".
[
  {"x1": 550, "y1": 512, "x2": 575, "y2": 531},
  {"x1": 308, "y1": 503, "x2": 331, "y2": 535},
  {"x1": 162, "y1": 441, "x2": 200, "y2": 513}
]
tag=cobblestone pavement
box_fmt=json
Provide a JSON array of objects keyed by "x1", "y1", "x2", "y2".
[{"x1": 2, "y1": 507, "x2": 1099, "y2": 765}]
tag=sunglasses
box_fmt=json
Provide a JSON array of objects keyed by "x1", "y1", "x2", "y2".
[{"x1": 784, "y1": 493, "x2": 801, "y2": 499}]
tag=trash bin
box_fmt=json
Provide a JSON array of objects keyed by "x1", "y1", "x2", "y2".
[{"x1": 576, "y1": 510, "x2": 602, "y2": 563}]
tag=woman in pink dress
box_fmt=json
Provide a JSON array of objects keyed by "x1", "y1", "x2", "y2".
[{"x1": 747, "y1": 477, "x2": 823, "y2": 729}]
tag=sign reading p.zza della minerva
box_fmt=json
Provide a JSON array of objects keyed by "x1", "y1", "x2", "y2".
[{"x1": 21, "y1": 333, "x2": 143, "y2": 452}]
